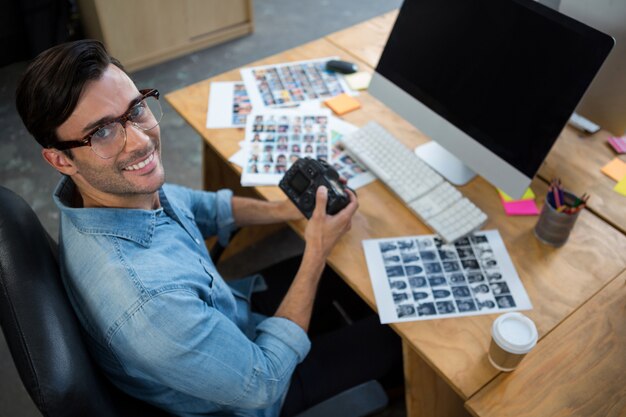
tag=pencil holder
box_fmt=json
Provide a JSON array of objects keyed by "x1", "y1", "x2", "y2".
[{"x1": 534, "y1": 192, "x2": 581, "y2": 247}]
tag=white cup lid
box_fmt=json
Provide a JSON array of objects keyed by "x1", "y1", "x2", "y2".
[{"x1": 492, "y1": 312, "x2": 538, "y2": 354}]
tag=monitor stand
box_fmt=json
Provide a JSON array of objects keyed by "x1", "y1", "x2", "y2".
[{"x1": 414, "y1": 141, "x2": 476, "y2": 185}]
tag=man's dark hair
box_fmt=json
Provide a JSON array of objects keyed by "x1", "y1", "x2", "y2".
[{"x1": 15, "y1": 39, "x2": 125, "y2": 149}]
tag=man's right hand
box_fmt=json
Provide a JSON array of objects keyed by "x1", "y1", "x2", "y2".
[{"x1": 304, "y1": 186, "x2": 359, "y2": 259}]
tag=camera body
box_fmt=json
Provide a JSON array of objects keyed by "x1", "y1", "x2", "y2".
[{"x1": 279, "y1": 157, "x2": 350, "y2": 219}]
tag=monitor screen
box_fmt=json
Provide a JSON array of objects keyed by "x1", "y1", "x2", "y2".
[{"x1": 372, "y1": 0, "x2": 613, "y2": 195}]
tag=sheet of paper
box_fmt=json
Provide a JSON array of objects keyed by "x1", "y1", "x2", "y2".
[
  {"x1": 613, "y1": 174, "x2": 626, "y2": 196},
  {"x1": 240, "y1": 57, "x2": 356, "y2": 109},
  {"x1": 206, "y1": 82, "x2": 252, "y2": 128},
  {"x1": 363, "y1": 230, "x2": 532, "y2": 323},
  {"x1": 240, "y1": 109, "x2": 332, "y2": 186},
  {"x1": 601, "y1": 157, "x2": 626, "y2": 181},
  {"x1": 228, "y1": 141, "x2": 247, "y2": 167},
  {"x1": 226, "y1": 115, "x2": 375, "y2": 190},
  {"x1": 329, "y1": 116, "x2": 376, "y2": 190},
  {"x1": 502, "y1": 199, "x2": 540, "y2": 216}
]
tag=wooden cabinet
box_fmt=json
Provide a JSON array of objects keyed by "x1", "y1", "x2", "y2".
[{"x1": 77, "y1": 0, "x2": 254, "y2": 71}]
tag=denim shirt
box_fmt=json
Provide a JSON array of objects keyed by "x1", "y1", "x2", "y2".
[{"x1": 53, "y1": 177, "x2": 311, "y2": 417}]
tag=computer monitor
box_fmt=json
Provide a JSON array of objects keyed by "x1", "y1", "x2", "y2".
[{"x1": 369, "y1": 0, "x2": 614, "y2": 199}]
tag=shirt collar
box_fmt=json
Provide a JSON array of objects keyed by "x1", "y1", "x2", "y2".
[{"x1": 53, "y1": 176, "x2": 160, "y2": 247}]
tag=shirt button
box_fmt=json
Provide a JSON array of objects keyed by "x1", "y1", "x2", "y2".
[{"x1": 195, "y1": 238, "x2": 201, "y2": 244}]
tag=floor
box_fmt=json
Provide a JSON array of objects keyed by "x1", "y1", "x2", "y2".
[{"x1": 0, "y1": 1, "x2": 405, "y2": 416}]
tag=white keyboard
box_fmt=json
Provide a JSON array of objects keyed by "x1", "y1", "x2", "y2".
[{"x1": 341, "y1": 121, "x2": 487, "y2": 242}]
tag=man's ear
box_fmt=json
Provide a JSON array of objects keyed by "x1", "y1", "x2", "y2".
[{"x1": 42, "y1": 148, "x2": 78, "y2": 175}]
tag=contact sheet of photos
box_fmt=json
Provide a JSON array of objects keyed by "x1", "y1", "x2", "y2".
[
  {"x1": 240, "y1": 109, "x2": 333, "y2": 186},
  {"x1": 240, "y1": 57, "x2": 355, "y2": 109},
  {"x1": 363, "y1": 230, "x2": 532, "y2": 323}
]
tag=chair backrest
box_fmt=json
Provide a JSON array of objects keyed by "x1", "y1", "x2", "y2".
[{"x1": 0, "y1": 186, "x2": 169, "y2": 417}]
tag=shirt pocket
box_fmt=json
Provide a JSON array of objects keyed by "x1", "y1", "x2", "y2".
[
  {"x1": 197, "y1": 258, "x2": 216, "y2": 305},
  {"x1": 199, "y1": 258, "x2": 238, "y2": 318}
]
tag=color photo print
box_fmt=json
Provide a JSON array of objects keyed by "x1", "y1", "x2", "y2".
[
  {"x1": 329, "y1": 116, "x2": 376, "y2": 190},
  {"x1": 231, "y1": 83, "x2": 252, "y2": 126},
  {"x1": 206, "y1": 82, "x2": 252, "y2": 128},
  {"x1": 362, "y1": 230, "x2": 532, "y2": 323},
  {"x1": 240, "y1": 57, "x2": 355, "y2": 109},
  {"x1": 240, "y1": 109, "x2": 332, "y2": 186}
]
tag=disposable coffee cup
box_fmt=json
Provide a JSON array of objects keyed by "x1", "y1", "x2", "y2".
[
  {"x1": 534, "y1": 192, "x2": 581, "y2": 247},
  {"x1": 488, "y1": 312, "x2": 538, "y2": 372}
]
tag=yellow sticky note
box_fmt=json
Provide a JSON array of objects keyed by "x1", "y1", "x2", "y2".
[
  {"x1": 343, "y1": 71, "x2": 372, "y2": 90},
  {"x1": 498, "y1": 188, "x2": 535, "y2": 201},
  {"x1": 324, "y1": 93, "x2": 361, "y2": 116},
  {"x1": 601, "y1": 157, "x2": 626, "y2": 182},
  {"x1": 613, "y1": 174, "x2": 626, "y2": 196}
]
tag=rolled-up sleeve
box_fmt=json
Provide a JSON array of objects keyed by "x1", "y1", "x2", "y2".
[
  {"x1": 111, "y1": 290, "x2": 310, "y2": 410},
  {"x1": 255, "y1": 317, "x2": 311, "y2": 363}
]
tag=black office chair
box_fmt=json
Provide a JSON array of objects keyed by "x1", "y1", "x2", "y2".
[
  {"x1": 0, "y1": 186, "x2": 171, "y2": 417},
  {"x1": 0, "y1": 186, "x2": 387, "y2": 417}
]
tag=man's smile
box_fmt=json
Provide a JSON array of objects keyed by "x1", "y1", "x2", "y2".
[{"x1": 123, "y1": 151, "x2": 156, "y2": 172}]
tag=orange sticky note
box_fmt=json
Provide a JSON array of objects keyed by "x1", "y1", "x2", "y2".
[
  {"x1": 324, "y1": 93, "x2": 361, "y2": 115},
  {"x1": 601, "y1": 157, "x2": 626, "y2": 182}
]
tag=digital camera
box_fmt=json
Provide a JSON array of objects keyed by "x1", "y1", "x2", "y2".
[{"x1": 279, "y1": 157, "x2": 350, "y2": 219}]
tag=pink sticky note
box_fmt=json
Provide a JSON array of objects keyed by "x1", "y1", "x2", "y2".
[
  {"x1": 502, "y1": 199, "x2": 540, "y2": 216},
  {"x1": 608, "y1": 136, "x2": 626, "y2": 154}
]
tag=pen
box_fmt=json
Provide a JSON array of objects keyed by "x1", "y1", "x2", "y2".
[
  {"x1": 548, "y1": 178, "x2": 588, "y2": 215},
  {"x1": 549, "y1": 179, "x2": 563, "y2": 209},
  {"x1": 563, "y1": 193, "x2": 588, "y2": 215}
]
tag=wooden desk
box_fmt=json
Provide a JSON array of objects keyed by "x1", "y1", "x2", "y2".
[
  {"x1": 466, "y1": 270, "x2": 626, "y2": 417},
  {"x1": 166, "y1": 17, "x2": 626, "y2": 417},
  {"x1": 325, "y1": 12, "x2": 626, "y2": 417}
]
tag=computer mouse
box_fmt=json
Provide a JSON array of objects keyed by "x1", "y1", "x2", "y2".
[{"x1": 325, "y1": 59, "x2": 358, "y2": 74}]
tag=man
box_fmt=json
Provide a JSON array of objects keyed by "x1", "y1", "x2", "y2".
[{"x1": 16, "y1": 40, "x2": 401, "y2": 416}]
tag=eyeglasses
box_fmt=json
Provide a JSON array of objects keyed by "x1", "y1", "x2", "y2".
[{"x1": 50, "y1": 89, "x2": 163, "y2": 159}]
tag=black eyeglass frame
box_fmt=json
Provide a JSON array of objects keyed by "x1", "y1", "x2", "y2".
[{"x1": 48, "y1": 88, "x2": 161, "y2": 153}]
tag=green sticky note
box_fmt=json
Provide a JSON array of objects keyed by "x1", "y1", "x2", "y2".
[
  {"x1": 613, "y1": 174, "x2": 626, "y2": 196},
  {"x1": 498, "y1": 188, "x2": 535, "y2": 202}
]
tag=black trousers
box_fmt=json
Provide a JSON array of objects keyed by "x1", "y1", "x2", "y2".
[{"x1": 252, "y1": 257, "x2": 403, "y2": 417}]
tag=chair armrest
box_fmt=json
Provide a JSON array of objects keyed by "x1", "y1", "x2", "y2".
[{"x1": 295, "y1": 380, "x2": 388, "y2": 417}]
